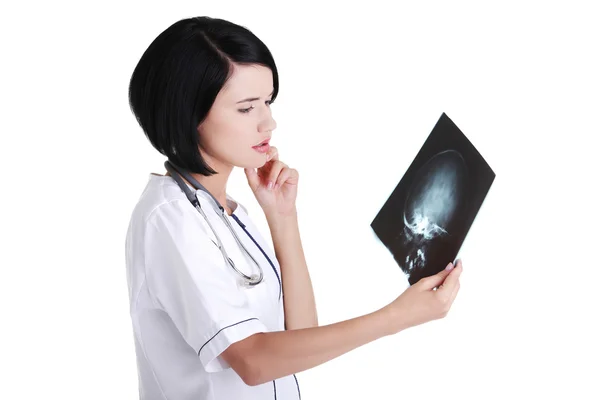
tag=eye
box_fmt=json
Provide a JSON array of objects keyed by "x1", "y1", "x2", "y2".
[
  {"x1": 239, "y1": 99, "x2": 274, "y2": 114},
  {"x1": 239, "y1": 105, "x2": 255, "y2": 113}
]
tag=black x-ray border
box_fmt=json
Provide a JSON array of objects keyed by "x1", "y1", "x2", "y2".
[{"x1": 370, "y1": 112, "x2": 496, "y2": 285}]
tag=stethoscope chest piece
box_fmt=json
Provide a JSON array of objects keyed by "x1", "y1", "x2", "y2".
[
  {"x1": 238, "y1": 274, "x2": 263, "y2": 288},
  {"x1": 226, "y1": 256, "x2": 263, "y2": 288}
]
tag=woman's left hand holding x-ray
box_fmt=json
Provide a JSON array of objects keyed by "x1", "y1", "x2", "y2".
[{"x1": 244, "y1": 145, "x2": 299, "y2": 218}]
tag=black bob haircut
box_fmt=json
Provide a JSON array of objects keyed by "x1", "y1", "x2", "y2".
[{"x1": 128, "y1": 16, "x2": 279, "y2": 175}]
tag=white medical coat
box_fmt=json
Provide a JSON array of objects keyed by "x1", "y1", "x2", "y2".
[{"x1": 125, "y1": 174, "x2": 301, "y2": 399}]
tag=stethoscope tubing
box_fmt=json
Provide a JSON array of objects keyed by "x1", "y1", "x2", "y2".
[{"x1": 164, "y1": 160, "x2": 264, "y2": 287}]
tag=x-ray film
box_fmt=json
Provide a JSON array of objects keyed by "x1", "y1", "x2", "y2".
[{"x1": 371, "y1": 113, "x2": 495, "y2": 285}]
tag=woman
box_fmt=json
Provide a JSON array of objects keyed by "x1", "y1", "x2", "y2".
[{"x1": 125, "y1": 16, "x2": 463, "y2": 400}]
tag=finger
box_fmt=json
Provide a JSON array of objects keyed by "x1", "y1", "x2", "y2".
[
  {"x1": 274, "y1": 168, "x2": 291, "y2": 190},
  {"x1": 418, "y1": 262, "x2": 454, "y2": 290},
  {"x1": 449, "y1": 278, "x2": 460, "y2": 304},
  {"x1": 243, "y1": 167, "x2": 260, "y2": 192},
  {"x1": 433, "y1": 260, "x2": 462, "y2": 291},
  {"x1": 257, "y1": 163, "x2": 270, "y2": 179},
  {"x1": 275, "y1": 168, "x2": 300, "y2": 189},
  {"x1": 274, "y1": 167, "x2": 298, "y2": 190},
  {"x1": 257, "y1": 159, "x2": 273, "y2": 178},
  {"x1": 266, "y1": 146, "x2": 279, "y2": 162},
  {"x1": 267, "y1": 161, "x2": 287, "y2": 189},
  {"x1": 257, "y1": 153, "x2": 276, "y2": 179},
  {"x1": 438, "y1": 263, "x2": 463, "y2": 295}
]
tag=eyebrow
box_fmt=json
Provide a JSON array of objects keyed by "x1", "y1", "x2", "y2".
[{"x1": 236, "y1": 89, "x2": 274, "y2": 104}]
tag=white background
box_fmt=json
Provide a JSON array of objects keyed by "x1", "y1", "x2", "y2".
[{"x1": 1, "y1": 1, "x2": 599, "y2": 399}]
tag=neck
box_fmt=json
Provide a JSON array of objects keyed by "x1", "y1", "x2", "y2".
[
  {"x1": 167, "y1": 161, "x2": 234, "y2": 213},
  {"x1": 189, "y1": 169, "x2": 231, "y2": 209}
]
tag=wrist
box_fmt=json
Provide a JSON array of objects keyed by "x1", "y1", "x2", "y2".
[
  {"x1": 378, "y1": 304, "x2": 405, "y2": 336},
  {"x1": 265, "y1": 208, "x2": 298, "y2": 226}
]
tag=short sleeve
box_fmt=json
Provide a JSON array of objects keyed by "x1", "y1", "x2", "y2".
[{"x1": 144, "y1": 199, "x2": 268, "y2": 373}]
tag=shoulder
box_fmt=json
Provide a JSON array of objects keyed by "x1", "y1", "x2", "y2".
[{"x1": 129, "y1": 174, "x2": 203, "y2": 230}]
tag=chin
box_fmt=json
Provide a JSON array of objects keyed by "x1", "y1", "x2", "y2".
[{"x1": 237, "y1": 155, "x2": 267, "y2": 169}]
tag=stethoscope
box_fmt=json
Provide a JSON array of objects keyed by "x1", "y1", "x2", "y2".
[{"x1": 164, "y1": 160, "x2": 264, "y2": 288}]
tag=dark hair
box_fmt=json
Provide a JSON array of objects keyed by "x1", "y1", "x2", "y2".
[{"x1": 128, "y1": 16, "x2": 279, "y2": 175}]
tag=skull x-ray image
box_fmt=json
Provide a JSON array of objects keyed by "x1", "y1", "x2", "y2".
[{"x1": 371, "y1": 113, "x2": 495, "y2": 285}]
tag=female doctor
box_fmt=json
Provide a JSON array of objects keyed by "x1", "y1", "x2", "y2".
[{"x1": 125, "y1": 16, "x2": 463, "y2": 400}]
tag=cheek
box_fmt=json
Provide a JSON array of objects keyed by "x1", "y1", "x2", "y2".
[
  {"x1": 201, "y1": 114, "x2": 241, "y2": 145},
  {"x1": 214, "y1": 119, "x2": 252, "y2": 155},
  {"x1": 200, "y1": 111, "x2": 257, "y2": 159},
  {"x1": 224, "y1": 115, "x2": 254, "y2": 142}
]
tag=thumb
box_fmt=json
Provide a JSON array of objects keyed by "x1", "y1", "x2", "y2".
[
  {"x1": 419, "y1": 262, "x2": 454, "y2": 290},
  {"x1": 244, "y1": 168, "x2": 260, "y2": 192}
]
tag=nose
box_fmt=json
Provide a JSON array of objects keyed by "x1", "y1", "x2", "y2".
[{"x1": 258, "y1": 108, "x2": 277, "y2": 133}]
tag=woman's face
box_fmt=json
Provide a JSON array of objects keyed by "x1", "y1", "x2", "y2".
[{"x1": 197, "y1": 63, "x2": 277, "y2": 172}]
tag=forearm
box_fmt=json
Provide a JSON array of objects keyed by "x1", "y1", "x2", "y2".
[
  {"x1": 247, "y1": 307, "x2": 393, "y2": 386},
  {"x1": 266, "y1": 209, "x2": 318, "y2": 329}
]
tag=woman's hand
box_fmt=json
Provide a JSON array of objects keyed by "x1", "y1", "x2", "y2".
[
  {"x1": 383, "y1": 260, "x2": 463, "y2": 335},
  {"x1": 244, "y1": 146, "x2": 299, "y2": 218}
]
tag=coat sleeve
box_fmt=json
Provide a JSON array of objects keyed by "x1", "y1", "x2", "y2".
[{"x1": 143, "y1": 199, "x2": 268, "y2": 373}]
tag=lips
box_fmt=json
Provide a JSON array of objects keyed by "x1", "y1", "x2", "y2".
[{"x1": 253, "y1": 138, "x2": 270, "y2": 147}]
